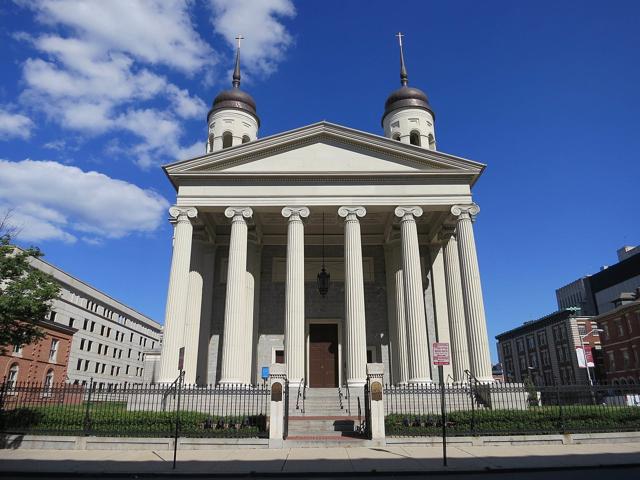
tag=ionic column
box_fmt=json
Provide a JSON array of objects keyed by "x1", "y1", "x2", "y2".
[
  {"x1": 282, "y1": 206, "x2": 310, "y2": 388},
  {"x1": 219, "y1": 206, "x2": 253, "y2": 385},
  {"x1": 158, "y1": 206, "x2": 197, "y2": 383},
  {"x1": 451, "y1": 204, "x2": 493, "y2": 382},
  {"x1": 384, "y1": 241, "x2": 409, "y2": 385},
  {"x1": 182, "y1": 236, "x2": 205, "y2": 385},
  {"x1": 442, "y1": 229, "x2": 470, "y2": 382},
  {"x1": 338, "y1": 206, "x2": 368, "y2": 387},
  {"x1": 395, "y1": 206, "x2": 431, "y2": 384}
]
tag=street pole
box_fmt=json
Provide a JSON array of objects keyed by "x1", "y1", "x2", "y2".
[
  {"x1": 173, "y1": 370, "x2": 183, "y2": 470},
  {"x1": 439, "y1": 365, "x2": 447, "y2": 467},
  {"x1": 578, "y1": 334, "x2": 593, "y2": 387}
]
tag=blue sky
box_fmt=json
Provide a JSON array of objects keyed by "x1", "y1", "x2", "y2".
[{"x1": 1, "y1": 1, "x2": 639, "y2": 361}]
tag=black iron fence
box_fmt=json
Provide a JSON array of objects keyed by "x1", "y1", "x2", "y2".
[
  {"x1": 385, "y1": 382, "x2": 640, "y2": 437},
  {"x1": 0, "y1": 379, "x2": 269, "y2": 438}
]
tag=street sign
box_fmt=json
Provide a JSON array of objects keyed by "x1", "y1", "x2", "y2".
[
  {"x1": 584, "y1": 345, "x2": 595, "y2": 367},
  {"x1": 261, "y1": 366, "x2": 270, "y2": 380},
  {"x1": 178, "y1": 347, "x2": 185, "y2": 371},
  {"x1": 432, "y1": 342, "x2": 450, "y2": 366},
  {"x1": 575, "y1": 346, "x2": 595, "y2": 368}
]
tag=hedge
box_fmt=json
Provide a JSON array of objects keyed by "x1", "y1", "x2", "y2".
[
  {"x1": 0, "y1": 405, "x2": 267, "y2": 438},
  {"x1": 386, "y1": 407, "x2": 640, "y2": 436}
]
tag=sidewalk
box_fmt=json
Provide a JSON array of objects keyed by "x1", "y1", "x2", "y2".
[{"x1": 0, "y1": 443, "x2": 639, "y2": 475}]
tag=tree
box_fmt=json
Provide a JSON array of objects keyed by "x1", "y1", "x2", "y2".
[{"x1": 0, "y1": 212, "x2": 60, "y2": 350}]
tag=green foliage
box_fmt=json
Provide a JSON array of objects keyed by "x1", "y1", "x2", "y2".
[
  {"x1": 0, "y1": 403, "x2": 267, "y2": 438},
  {"x1": 0, "y1": 235, "x2": 60, "y2": 349},
  {"x1": 385, "y1": 407, "x2": 640, "y2": 437}
]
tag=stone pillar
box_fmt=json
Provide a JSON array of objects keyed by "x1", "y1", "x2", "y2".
[
  {"x1": 384, "y1": 241, "x2": 409, "y2": 385},
  {"x1": 182, "y1": 236, "x2": 205, "y2": 385},
  {"x1": 430, "y1": 242, "x2": 453, "y2": 382},
  {"x1": 338, "y1": 206, "x2": 368, "y2": 387},
  {"x1": 442, "y1": 229, "x2": 470, "y2": 382},
  {"x1": 282, "y1": 206, "x2": 310, "y2": 389},
  {"x1": 158, "y1": 206, "x2": 197, "y2": 383},
  {"x1": 451, "y1": 204, "x2": 493, "y2": 382},
  {"x1": 268, "y1": 363, "x2": 287, "y2": 448},
  {"x1": 219, "y1": 206, "x2": 253, "y2": 385},
  {"x1": 395, "y1": 206, "x2": 431, "y2": 384},
  {"x1": 366, "y1": 363, "x2": 386, "y2": 442},
  {"x1": 196, "y1": 243, "x2": 215, "y2": 385}
]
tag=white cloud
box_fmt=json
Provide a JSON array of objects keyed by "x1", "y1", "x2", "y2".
[
  {"x1": 11, "y1": 0, "x2": 296, "y2": 166},
  {"x1": 0, "y1": 108, "x2": 34, "y2": 140},
  {"x1": 0, "y1": 159, "x2": 169, "y2": 243},
  {"x1": 209, "y1": 0, "x2": 296, "y2": 77}
]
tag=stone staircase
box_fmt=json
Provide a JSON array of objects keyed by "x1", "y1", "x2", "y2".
[{"x1": 285, "y1": 387, "x2": 371, "y2": 446}]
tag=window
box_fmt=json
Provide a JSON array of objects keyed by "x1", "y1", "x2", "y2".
[
  {"x1": 428, "y1": 133, "x2": 435, "y2": 150},
  {"x1": 409, "y1": 130, "x2": 421, "y2": 146},
  {"x1": 87, "y1": 341, "x2": 93, "y2": 351},
  {"x1": 84, "y1": 360, "x2": 89, "y2": 371},
  {"x1": 48, "y1": 339, "x2": 59, "y2": 363},
  {"x1": 615, "y1": 319, "x2": 624, "y2": 337},
  {"x1": 80, "y1": 339, "x2": 85, "y2": 350},
  {"x1": 107, "y1": 328, "x2": 111, "y2": 338},
  {"x1": 242, "y1": 135, "x2": 250, "y2": 144},
  {"x1": 49, "y1": 311, "x2": 57, "y2": 322},
  {"x1": 7, "y1": 363, "x2": 19, "y2": 390},
  {"x1": 130, "y1": 333, "x2": 134, "y2": 342},
  {"x1": 101, "y1": 325, "x2": 105, "y2": 336},
  {"x1": 43, "y1": 369, "x2": 54, "y2": 396},
  {"x1": 90, "y1": 321, "x2": 95, "y2": 332},
  {"x1": 526, "y1": 336, "x2": 535, "y2": 349},
  {"x1": 578, "y1": 324, "x2": 587, "y2": 336},
  {"x1": 12, "y1": 345, "x2": 22, "y2": 355},
  {"x1": 222, "y1": 131, "x2": 233, "y2": 148},
  {"x1": 541, "y1": 349, "x2": 551, "y2": 367},
  {"x1": 69, "y1": 318, "x2": 75, "y2": 328},
  {"x1": 537, "y1": 331, "x2": 547, "y2": 346},
  {"x1": 126, "y1": 365, "x2": 130, "y2": 375},
  {"x1": 76, "y1": 359, "x2": 82, "y2": 370},
  {"x1": 623, "y1": 350, "x2": 631, "y2": 370},
  {"x1": 101, "y1": 364, "x2": 106, "y2": 374},
  {"x1": 128, "y1": 349, "x2": 132, "y2": 358},
  {"x1": 608, "y1": 352, "x2": 616, "y2": 372},
  {"x1": 516, "y1": 339, "x2": 524, "y2": 353},
  {"x1": 111, "y1": 366, "x2": 115, "y2": 375},
  {"x1": 97, "y1": 344, "x2": 102, "y2": 355},
  {"x1": 83, "y1": 319, "x2": 88, "y2": 330},
  {"x1": 95, "y1": 363, "x2": 100, "y2": 373}
]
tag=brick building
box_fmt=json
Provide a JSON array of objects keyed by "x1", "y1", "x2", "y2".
[
  {"x1": 595, "y1": 289, "x2": 640, "y2": 385},
  {"x1": 496, "y1": 309, "x2": 602, "y2": 385},
  {"x1": 1, "y1": 320, "x2": 76, "y2": 388}
]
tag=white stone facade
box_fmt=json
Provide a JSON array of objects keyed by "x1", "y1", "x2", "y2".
[
  {"x1": 158, "y1": 120, "x2": 494, "y2": 386},
  {"x1": 27, "y1": 256, "x2": 162, "y2": 388}
]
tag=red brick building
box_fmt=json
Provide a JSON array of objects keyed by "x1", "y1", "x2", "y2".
[
  {"x1": 1, "y1": 320, "x2": 76, "y2": 387},
  {"x1": 596, "y1": 290, "x2": 640, "y2": 385}
]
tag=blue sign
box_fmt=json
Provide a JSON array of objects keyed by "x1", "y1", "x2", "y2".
[{"x1": 261, "y1": 366, "x2": 269, "y2": 380}]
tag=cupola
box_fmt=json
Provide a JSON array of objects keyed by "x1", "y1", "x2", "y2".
[
  {"x1": 382, "y1": 33, "x2": 436, "y2": 150},
  {"x1": 206, "y1": 36, "x2": 260, "y2": 153}
]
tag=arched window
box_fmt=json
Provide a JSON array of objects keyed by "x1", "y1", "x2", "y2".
[
  {"x1": 392, "y1": 132, "x2": 401, "y2": 141},
  {"x1": 222, "y1": 131, "x2": 233, "y2": 149},
  {"x1": 409, "y1": 130, "x2": 421, "y2": 146},
  {"x1": 7, "y1": 363, "x2": 19, "y2": 390},
  {"x1": 428, "y1": 133, "x2": 435, "y2": 150},
  {"x1": 208, "y1": 135, "x2": 214, "y2": 153},
  {"x1": 242, "y1": 135, "x2": 250, "y2": 144}
]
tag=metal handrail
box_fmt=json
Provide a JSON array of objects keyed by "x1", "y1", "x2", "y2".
[
  {"x1": 338, "y1": 385, "x2": 344, "y2": 410},
  {"x1": 295, "y1": 378, "x2": 306, "y2": 414},
  {"x1": 344, "y1": 378, "x2": 351, "y2": 416}
]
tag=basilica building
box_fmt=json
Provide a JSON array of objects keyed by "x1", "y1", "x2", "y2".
[{"x1": 158, "y1": 39, "x2": 493, "y2": 388}]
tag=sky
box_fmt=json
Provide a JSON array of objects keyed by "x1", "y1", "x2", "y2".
[{"x1": 1, "y1": 1, "x2": 639, "y2": 362}]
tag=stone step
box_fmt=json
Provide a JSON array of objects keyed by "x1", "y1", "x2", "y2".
[{"x1": 287, "y1": 418, "x2": 360, "y2": 434}]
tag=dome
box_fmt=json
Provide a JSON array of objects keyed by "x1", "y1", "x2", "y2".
[
  {"x1": 208, "y1": 87, "x2": 260, "y2": 126},
  {"x1": 382, "y1": 85, "x2": 434, "y2": 123}
]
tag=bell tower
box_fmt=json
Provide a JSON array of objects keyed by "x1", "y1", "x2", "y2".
[
  {"x1": 206, "y1": 35, "x2": 260, "y2": 153},
  {"x1": 382, "y1": 33, "x2": 436, "y2": 150}
]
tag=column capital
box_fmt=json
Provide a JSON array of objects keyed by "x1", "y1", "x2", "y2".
[
  {"x1": 224, "y1": 206, "x2": 253, "y2": 221},
  {"x1": 451, "y1": 203, "x2": 480, "y2": 220},
  {"x1": 394, "y1": 206, "x2": 423, "y2": 221},
  {"x1": 338, "y1": 206, "x2": 366, "y2": 219},
  {"x1": 169, "y1": 206, "x2": 198, "y2": 224},
  {"x1": 281, "y1": 206, "x2": 310, "y2": 220}
]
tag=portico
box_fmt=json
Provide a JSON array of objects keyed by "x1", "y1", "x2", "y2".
[{"x1": 158, "y1": 123, "x2": 493, "y2": 387}]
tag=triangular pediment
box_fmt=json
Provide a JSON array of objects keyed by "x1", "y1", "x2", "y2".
[{"x1": 164, "y1": 122, "x2": 485, "y2": 179}]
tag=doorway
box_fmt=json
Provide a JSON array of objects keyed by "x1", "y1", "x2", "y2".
[{"x1": 308, "y1": 323, "x2": 339, "y2": 388}]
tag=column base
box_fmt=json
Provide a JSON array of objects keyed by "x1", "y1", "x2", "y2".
[
  {"x1": 218, "y1": 379, "x2": 245, "y2": 387},
  {"x1": 471, "y1": 377, "x2": 495, "y2": 384},
  {"x1": 347, "y1": 378, "x2": 366, "y2": 388}
]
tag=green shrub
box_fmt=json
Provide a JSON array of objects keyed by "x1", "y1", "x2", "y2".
[{"x1": 385, "y1": 407, "x2": 640, "y2": 437}]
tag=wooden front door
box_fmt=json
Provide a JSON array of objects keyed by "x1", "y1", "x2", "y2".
[{"x1": 309, "y1": 323, "x2": 339, "y2": 388}]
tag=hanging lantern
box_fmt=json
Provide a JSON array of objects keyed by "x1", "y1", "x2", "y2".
[
  {"x1": 317, "y1": 212, "x2": 330, "y2": 296},
  {"x1": 317, "y1": 266, "x2": 330, "y2": 297}
]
